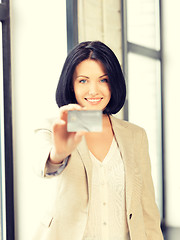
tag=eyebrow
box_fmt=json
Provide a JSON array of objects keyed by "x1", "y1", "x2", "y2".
[
  {"x1": 76, "y1": 75, "x2": 89, "y2": 79},
  {"x1": 76, "y1": 74, "x2": 108, "y2": 79},
  {"x1": 99, "y1": 74, "x2": 108, "y2": 78}
]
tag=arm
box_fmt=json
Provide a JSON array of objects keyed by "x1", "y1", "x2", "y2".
[
  {"x1": 33, "y1": 104, "x2": 85, "y2": 177},
  {"x1": 33, "y1": 121, "x2": 67, "y2": 177},
  {"x1": 46, "y1": 155, "x2": 69, "y2": 176},
  {"x1": 140, "y1": 129, "x2": 164, "y2": 240}
]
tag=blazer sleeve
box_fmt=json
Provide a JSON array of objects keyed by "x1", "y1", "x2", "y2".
[
  {"x1": 140, "y1": 129, "x2": 164, "y2": 240},
  {"x1": 33, "y1": 118, "x2": 68, "y2": 178}
]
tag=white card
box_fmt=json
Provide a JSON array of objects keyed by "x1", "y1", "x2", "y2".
[{"x1": 67, "y1": 110, "x2": 102, "y2": 132}]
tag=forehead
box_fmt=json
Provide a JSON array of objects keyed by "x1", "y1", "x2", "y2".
[{"x1": 73, "y1": 59, "x2": 107, "y2": 77}]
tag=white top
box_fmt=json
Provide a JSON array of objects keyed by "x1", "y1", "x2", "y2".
[{"x1": 83, "y1": 138, "x2": 130, "y2": 240}]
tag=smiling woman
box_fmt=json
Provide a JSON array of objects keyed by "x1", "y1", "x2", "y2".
[{"x1": 33, "y1": 40, "x2": 163, "y2": 240}]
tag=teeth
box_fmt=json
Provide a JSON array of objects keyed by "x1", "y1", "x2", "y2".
[{"x1": 86, "y1": 98, "x2": 101, "y2": 102}]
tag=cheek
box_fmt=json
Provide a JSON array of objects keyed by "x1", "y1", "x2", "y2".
[
  {"x1": 73, "y1": 87, "x2": 85, "y2": 102},
  {"x1": 104, "y1": 85, "x2": 111, "y2": 97},
  {"x1": 74, "y1": 87, "x2": 81, "y2": 96},
  {"x1": 73, "y1": 84, "x2": 79, "y2": 97}
]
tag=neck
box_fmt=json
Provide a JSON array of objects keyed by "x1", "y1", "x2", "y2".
[{"x1": 102, "y1": 114, "x2": 111, "y2": 127}]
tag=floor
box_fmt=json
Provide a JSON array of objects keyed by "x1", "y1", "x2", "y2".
[{"x1": 163, "y1": 227, "x2": 180, "y2": 240}]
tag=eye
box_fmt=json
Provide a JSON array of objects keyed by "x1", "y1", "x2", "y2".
[
  {"x1": 100, "y1": 78, "x2": 109, "y2": 83},
  {"x1": 79, "y1": 79, "x2": 87, "y2": 84}
]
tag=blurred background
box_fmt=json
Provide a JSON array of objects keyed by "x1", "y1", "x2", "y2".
[{"x1": 0, "y1": 0, "x2": 180, "y2": 239}]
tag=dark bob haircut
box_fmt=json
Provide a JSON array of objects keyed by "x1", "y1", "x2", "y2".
[{"x1": 56, "y1": 41, "x2": 126, "y2": 114}]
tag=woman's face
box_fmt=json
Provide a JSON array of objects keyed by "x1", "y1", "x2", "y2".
[{"x1": 73, "y1": 59, "x2": 111, "y2": 111}]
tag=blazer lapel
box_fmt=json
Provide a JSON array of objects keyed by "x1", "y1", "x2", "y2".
[
  {"x1": 110, "y1": 116, "x2": 135, "y2": 212},
  {"x1": 76, "y1": 136, "x2": 92, "y2": 201}
]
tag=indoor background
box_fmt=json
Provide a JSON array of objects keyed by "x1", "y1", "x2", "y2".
[{"x1": 0, "y1": 0, "x2": 180, "y2": 240}]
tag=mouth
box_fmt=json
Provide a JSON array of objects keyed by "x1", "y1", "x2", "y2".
[{"x1": 85, "y1": 98, "x2": 103, "y2": 104}]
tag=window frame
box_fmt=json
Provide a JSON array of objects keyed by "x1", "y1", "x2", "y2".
[
  {"x1": 66, "y1": 0, "x2": 78, "y2": 53},
  {"x1": 0, "y1": 0, "x2": 15, "y2": 239},
  {"x1": 121, "y1": 0, "x2": 165, "y2": 228}
]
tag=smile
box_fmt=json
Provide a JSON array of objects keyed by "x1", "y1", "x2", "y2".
[{"x1": 85, "y1": 98, "x2": 103, "y2": 103}]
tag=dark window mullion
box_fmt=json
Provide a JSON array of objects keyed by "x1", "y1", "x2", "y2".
[
  {"x1": 127, "y1": 42, "x2": 161, "y2": 60},
  {"x1": 1, "y1": 0, "x2": 15, "y2": 239},
  {"x1": 0, "y1": 3, "x2": 8, "y2": 21},
  {"x1": 159, "y1": 0, "x2": 165, "y2": 229},
  {"x1": 121, "y1": 0, "x2": 129, "y2": 121},
  {"x1": 66, "y1": 0, "x2": 78, "y2": 53}
]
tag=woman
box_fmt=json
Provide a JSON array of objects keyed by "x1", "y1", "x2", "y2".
[{"x1": 33, "y1": 41, "x2": 164, "y2": 240}]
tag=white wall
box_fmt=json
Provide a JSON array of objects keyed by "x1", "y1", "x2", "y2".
[
  {"x1": 10, "y1": 1, "x2": 67, "y2": 239},
  {"x1": 162, "y1": 0, "x2": 180, "y2": 227}
]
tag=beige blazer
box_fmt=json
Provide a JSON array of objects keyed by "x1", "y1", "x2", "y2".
[{"x1": 32, "y1": 116, "x2": 164, "y2": 240}]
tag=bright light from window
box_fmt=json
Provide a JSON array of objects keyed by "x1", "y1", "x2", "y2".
[
  {"x1": 127, "y1": 0, "x2": 160, "y2": 50},
  {"x1": 126, "y1": 0, "x2": 163, "y2": 217},
  {"x1": 128, "y1": 52, "x2": 162, "y2": 215}
]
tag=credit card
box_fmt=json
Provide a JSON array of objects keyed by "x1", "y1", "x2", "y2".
[{"x1": 67, "y1": 110, "x2": 102, "y2": 132}]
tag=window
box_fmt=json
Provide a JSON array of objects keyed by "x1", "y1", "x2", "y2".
[{"x1": 122, "y1": 0, "x2": 164, "y2": 221}]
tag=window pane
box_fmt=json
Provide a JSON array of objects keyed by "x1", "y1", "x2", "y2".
[
  {"x1": 127, "y1": 0, "x2": 160, "y2": 50},
  {"x1": 128, "y1": 52, "x2": 162, "y2": 216}
]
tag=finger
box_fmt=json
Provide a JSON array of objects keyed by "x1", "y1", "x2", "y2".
[
  {"x1": 53, "y1": 119, "x2": 66, "y2": 128},
  {"x1": 82, "y1": 106, "x2": 88, "y2": 110},
  {"x1": 60, "y1": 104, "x2": 82, "y2": 113},
  {"x1": 59, "y1": 104, "x2": 83, "y2": 119}
]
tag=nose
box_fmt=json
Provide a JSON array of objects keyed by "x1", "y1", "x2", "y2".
[{"x1": 88, "y1": 82, "x2": 98, "y2": 96}]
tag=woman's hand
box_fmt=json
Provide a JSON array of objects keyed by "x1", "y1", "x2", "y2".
[{"x1": 49, "y1": 104, "x2": 86, "y2": 164}]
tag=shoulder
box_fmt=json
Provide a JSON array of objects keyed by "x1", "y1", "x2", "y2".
[
  {"x1": 110, "y1": 115, "x2": 148, "y2": 143},
  {"x1": 34, "y1": 117, "x2": 57, "y2": 133},
  {"x1": 111, "y1": 115, "x2": 145, "y2": 132}
]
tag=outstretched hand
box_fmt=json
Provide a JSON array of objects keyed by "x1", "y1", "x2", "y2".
[{"x1": 49, "y1": 104, "x2": 86, "y2": 164}]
